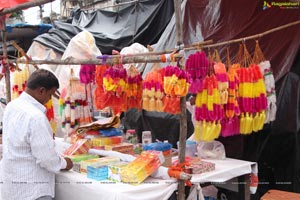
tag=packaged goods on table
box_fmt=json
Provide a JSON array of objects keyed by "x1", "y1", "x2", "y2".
[
  {"x1": 80, "y1": 157, "x2": 120, "y2": 173},
  {"x1": 67, "y1": 154, "x2": 99, "y2": 163},
  {"x1": 91, "y1": 136, "x2": 122, "y2": 149},
  {"x1": 87, "y1": 165, "x2": 109, "y2": 181},
  {"x1": 108, "y1": 162, "x2": 128, "y2": 182},
  {"x1": 143, "y1": 142, "x2": 173, "y2": 167},
  {"x1": 63, "y1": 139, "x2": 92, "y2": 156},
  {"x1": 105, "y1": 143, "x2": 134, "y2": 154},
  {"x1": 120, "y1": 151, "x2": 164, "y2": 185}
]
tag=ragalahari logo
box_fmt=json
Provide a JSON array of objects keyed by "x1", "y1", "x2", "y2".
[{"x1": 263, "y1": 1, "x2": 272, "y2": 10}]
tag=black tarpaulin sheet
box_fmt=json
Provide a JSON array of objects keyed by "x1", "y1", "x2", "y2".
[
  {"x1": 122, "y1": 108, "x2": 194, "y2": 148},
  {"x1": 33, "y1": 0, "x2": 174, "y2": 54}
]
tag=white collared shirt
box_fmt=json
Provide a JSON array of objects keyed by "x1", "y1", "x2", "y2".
[{"x1": 1, "y1": 92, "x2": 67, "y2": 200}]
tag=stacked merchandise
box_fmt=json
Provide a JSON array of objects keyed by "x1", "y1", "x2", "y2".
[
  {"x1": 105, "y1": 143, "x2": 134, "y2": 155},
  {"x1": 143, "y1": 142, "x2": 173, "y2": 167},
  {"x1": 108, "y1": 162, "x2": 128, "y2": 182},
  {"x1": 120, "y1": 151, "x2": 164, "y2": 185}
]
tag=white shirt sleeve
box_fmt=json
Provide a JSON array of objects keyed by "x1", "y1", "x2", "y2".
[{"x1": 29, "y1": 115, "x2": 67, "y2": 172}]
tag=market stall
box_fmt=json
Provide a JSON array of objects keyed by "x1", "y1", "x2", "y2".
[
  {"x1": 52, "y1": 137, "x2": 256, "y2": 200},
  {"x1": 1, "y1": 1, "x2": 300, "y2": 200}
]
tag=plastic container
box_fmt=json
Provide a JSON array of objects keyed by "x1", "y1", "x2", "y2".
[
  {"x1": 142, "y1": 131, "x2": 152, "y2": 145},
  {"x1": 177, "y1": 140, "x2": 197, "y2": 157}
]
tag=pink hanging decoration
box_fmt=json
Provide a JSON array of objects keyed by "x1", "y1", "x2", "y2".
[
  {"x1": 79, "y1": 64, "x2": 96, "y2": 84},
  {"x1": 186, "y1": 51, "x2": 209, "y2": 94}
]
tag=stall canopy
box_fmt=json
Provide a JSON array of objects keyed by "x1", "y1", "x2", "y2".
[
  {"x1": 33, "y1": 0, "x2": 174, "y2": 54},
  {"x1": 0, "y1": 23, "x2": 52, "y2": 56}
]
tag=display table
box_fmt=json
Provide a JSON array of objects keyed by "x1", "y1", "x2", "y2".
[
  {"x1": 0, "y1": 141, "x2": 256, "y2": 200},
  {"x1": 55, "y1": 170, "x2": 178, "y2": 200},
  {"x1": 53, "y1": 138, "x2": 256, "y2": 200}
]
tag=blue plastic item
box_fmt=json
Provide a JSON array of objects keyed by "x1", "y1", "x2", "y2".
[
  {"x1": 87, "y1": 166, "x2": 108, "y2": 181},
  {"x1": 143, "y1": 142, "x2": 172, "y2": 152},
  {"x1": 99, "y1": 128, "x2": 122, "y2": 137}
]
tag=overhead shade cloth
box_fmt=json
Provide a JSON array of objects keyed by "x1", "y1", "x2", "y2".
[{"x1": 34, "y1": 0, "x2": 174, "y2": 54}]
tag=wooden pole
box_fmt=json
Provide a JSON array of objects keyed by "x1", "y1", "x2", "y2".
[
  {"x1": 173, "y1": 0, "x2": 188, "y2": 200},
  {"x1": 0, "y1": 0, "x2": 55, "y2": 16},
  {"x1": 1, "y1": 18, "x2": 11, "y2": 103},
  {"x1": 9, "y1": 53, "x2": 183, "y2": 65}
]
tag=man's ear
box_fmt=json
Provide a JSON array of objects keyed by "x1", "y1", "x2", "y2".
[{"x1": 38, "y1": 87, "x2": 46, "y2": 95}]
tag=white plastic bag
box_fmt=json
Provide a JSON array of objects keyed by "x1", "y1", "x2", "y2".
[{"x1": 197, "y1": 140, "x2": 226, "y2": 160}]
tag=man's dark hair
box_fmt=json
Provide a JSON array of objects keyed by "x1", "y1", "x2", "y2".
[{"x1": 26, "y1": 69, "x2": 59, "y2": 90}]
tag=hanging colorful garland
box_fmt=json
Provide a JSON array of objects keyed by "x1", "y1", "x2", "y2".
[
  {"x1": 220, "y1": 63, "x2": 240, "y2": 137},
  {"x1": 102, "y1": 65, "x2": 127, "y2": 114},
  {"x1": 185, "y1": 51, "x2": 209, "y2": 94},
  {"x1": 45, "y1": 99, "x2": 56, "y2": 136},
  {"x1": 12, "y1": 65, "x2": 30, "y2": 99},
  {"x1": 237, "y1": 44, "x2": 267, "y2": 134},
  {"x1": 142, "y1": 66, "x2": 164, "y2": 112},
  {"x1": 126, "y1": 65, "x2": 143, "y2": 110},
  {"x1": 60, "y1": 69, "x2": 92, "y2": 138},
  {"x1": 94, "y1": 64, "x2": 110, "y2": 111},
  {"x1": 253, "y1": 41, "x2": 276, "y2": 124},
  {"x1": 163, "y1": 65, "x2": 191, "y2": 114},
  {"x1": 194, "y1": 72, "x2": 224, "y2": 142},
  {"x1": 79, "y1": 64, "x2": 96, "y2": 84}
]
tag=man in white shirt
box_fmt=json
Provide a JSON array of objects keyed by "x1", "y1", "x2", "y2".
[{"x1": 1, "y1": 69, "x2": 73, "y2": 200}]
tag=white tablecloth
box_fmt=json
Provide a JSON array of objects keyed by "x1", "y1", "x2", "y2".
[
  {"x1": 191, "y1": 158, "x2": 257, "y2": 183},
  {"x1": 55, "y1": 171, "x2": 178, "y2": 200},
  {"x1": 0, "y1": 140, "x2": 257, "y2": 200}
]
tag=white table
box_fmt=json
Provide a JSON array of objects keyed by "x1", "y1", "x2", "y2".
[
  {"x1": 0, "y1": 141, "x2": 256, "y2": 200},
  {"x1": 55, "y1": 171, "x2": 178, "y2": 200},
  {"x1": 53, "y1": 139, "x2": 256, "y2": 200}
]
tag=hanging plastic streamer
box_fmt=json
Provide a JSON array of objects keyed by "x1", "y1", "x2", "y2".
[
  {"x1": 163, "y1": 65, "x2": 191, "y2": 114},
  {"x1": 142, "y1": 65, "x2": 164, "y2": 112},
  {"x1": 102, "y1": 65, "x2": 127, "y2": 115},
  {"x1": 60, "y1": 69, "x2": 92, "y2": 138},
  {"x1": 79, "y1": 64, "x2": 96, "y2": 84},
  {"x1": 11, "y1": 64, "x2": 30, "y2": 99},
  {"x1": 194, "y1": 69, "x2": 224, "y2": 142},
  {"x1": 94, "y1": 65, "x2": 110, "y2": 110},
  {"x1": 45, "y1": 99, "x2": 56, "y2": 135},
  {"x1": 253, "y1": 41, "x2": 276, "y2": 123},
  {"x1": 126, "y1": 65, "x2": 143, "y2": 110},
  {"x1": 237, "y1": 44, "x2": 267, "y2": 134},
  {"x1": 185, "y1": 51, "x2": 209, "y2": 94}
]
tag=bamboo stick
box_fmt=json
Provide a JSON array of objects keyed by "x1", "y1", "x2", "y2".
[
  {"x1": 9, "y1": 53, "x2": 183, "y2": 65},
  {"x1": 173, "y1": 0, "x2": 188, "y2": 199},
  {"x1": 0, "y1": 0, "x2": 55, "y2": 16}
]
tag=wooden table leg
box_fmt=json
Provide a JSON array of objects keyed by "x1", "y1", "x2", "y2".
[{"x1": 238, "y1": 174, "x2": 251, "y2": 200}]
